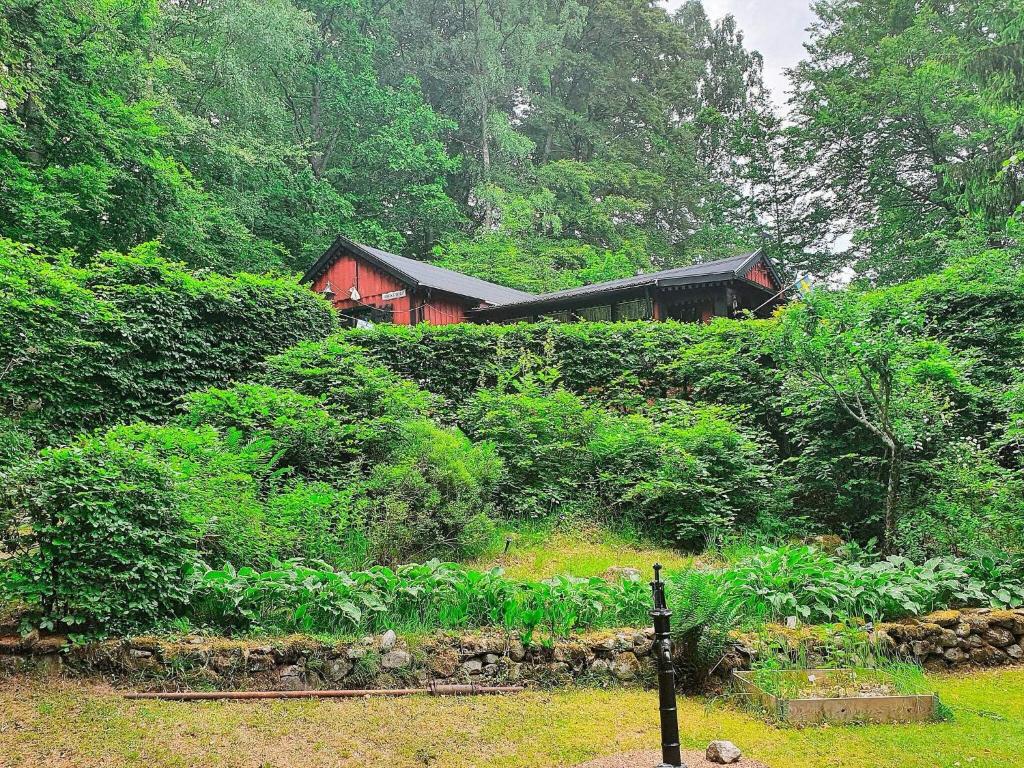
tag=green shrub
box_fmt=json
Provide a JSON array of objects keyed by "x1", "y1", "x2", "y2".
[
  {"x1": 178, "y1": 384, "x2": 359, "y2": 479},
  {"x1": 459, "y1": 388, "x2": 603, "y2": 518},
  {"x1": 0, "y1": 436, "x2": 195, "y2": 634},
  {"x1": 357, "y1": 420, "x2": 502, "y2": 564},
  {"x1": 260, "y1": 336, "x2": 432, "y2": 455},
  {"x1": 714, "y1": 544, "x2": 1024, "y2": 623},
  {"x1": 99, "y1": 422, "x2": 363, "y2": 569},
  {"x1": 0, "y1": 239, "x2": 336, "y2": 441},
  {"x1": 345, "y1": 321, "x2": 709, "y2": 408},
  {"x1": 0, "y1": 418, "x2": 34, "y2": 471},
  {"x1": 189, "y1": 559, "x2": 650, "y2": 640},
  {"x1": 667, "y1": 569, "x2": 743, "y2": 688},
  {"x1": 590, "y1": 404, "x2": 783, "y2": 548},
  {"x1": 897, "y1": 442, "x2": 1024, "y2": 560}
]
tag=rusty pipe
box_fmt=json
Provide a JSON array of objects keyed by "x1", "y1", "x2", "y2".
[{"x1": 123, "y1": 684, "x2": 524, "y2": 701}]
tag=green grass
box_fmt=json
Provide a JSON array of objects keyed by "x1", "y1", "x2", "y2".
[
  {"x1": 0, "y1": 668, "x2": 1021, "y2": 767},
  {"x1": 471, "y1": 522, "x2": 693, "y2": 581}
]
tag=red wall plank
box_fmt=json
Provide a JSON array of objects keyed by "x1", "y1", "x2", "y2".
[
  {"x1": 745, "y1": 260, "x2": 777, "y2": 290},
  {"x1": 421, "y1": 294, "x2": 469, "y2": 325},
  {"x1": 311, "y1": 252, "x2": 471, "y2": 325}
]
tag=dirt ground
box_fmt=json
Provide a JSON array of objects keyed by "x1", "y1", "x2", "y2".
[
  {"x1": 573, "y1": 749, "x2": 767, "y2": 768},
  {"x1": 0, "y1": 668, "x2": 1022, "y2": 768}
]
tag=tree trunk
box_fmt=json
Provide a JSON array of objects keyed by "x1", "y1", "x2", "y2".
[
  {"x1": 480, "y1": 96, "x2": 490, "y2": 178},
  {"x1": 882, "y1": 445, "x2": 902, "y2": 554}
]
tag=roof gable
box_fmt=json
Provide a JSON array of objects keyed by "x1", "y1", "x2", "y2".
[{"x1": 304, "y1": 235, "x2": 535, "y2": 306}]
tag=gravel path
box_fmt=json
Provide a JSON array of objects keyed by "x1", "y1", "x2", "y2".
[{"x1": 572, "y1": 749, "x2": 770, "y2": 768}]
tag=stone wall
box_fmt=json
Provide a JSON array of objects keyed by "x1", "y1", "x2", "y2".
[
  {"x1": 877, "y1": 608, "x2": 1024, "y2": 670},
  {"x1": 1, "y1": 607, "x2": 1021, "y2": 691},
  {"x1": 0, "y1": 628, "x2": 658, "y2": 691}
]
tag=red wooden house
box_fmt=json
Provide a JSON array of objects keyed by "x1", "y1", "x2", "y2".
[
  {"x1": 303, "y1": 236, "x2": 787, "y2": 326},
  {"x1": 302, "y1": 235, "x2": 533, "y2": 326}
]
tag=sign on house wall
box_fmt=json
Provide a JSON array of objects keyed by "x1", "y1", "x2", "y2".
[{"x1": 381, "y1": 289, "x2": 407, "y2": 301}]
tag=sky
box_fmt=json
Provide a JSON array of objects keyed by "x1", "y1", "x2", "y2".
[{"x1": 667, "y1": 0, "x2": 818, "y2": 107}]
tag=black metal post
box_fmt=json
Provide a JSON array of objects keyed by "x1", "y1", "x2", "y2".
[{"x1": 651, "y1": 563, "x2": 684, "y2": 768}]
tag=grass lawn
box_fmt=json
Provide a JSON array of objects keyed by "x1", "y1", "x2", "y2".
[
  {"x1": 471, "y1": 523, "x2": 693, "y2": 580},
  {"x1": 0, "y1": 668, "x2": 1021, "y2": 768}
]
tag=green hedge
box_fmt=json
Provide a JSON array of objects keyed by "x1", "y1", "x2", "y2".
[
  {"x1": 340, "y1": 249, "x2": 1023, "y2": 417},
  {"x1": 343, "y1": 319, "x2": 779, "y2": 412},
  {"x1": 0, "y1": 239, "x2": 336, "y2": 441}
]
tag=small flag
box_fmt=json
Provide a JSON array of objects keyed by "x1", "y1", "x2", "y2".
[{"x1": 794, "y1": 274, "x2": 814, "y2": 297}]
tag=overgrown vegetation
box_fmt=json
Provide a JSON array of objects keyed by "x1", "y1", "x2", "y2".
[
  {"x1": 2, "y1": 249, "x2": 1024, "y2": 637},
  {"x1": 0, "y1": 240, "x2": 335, "y2": 446},
  {"x1": 0, "y1": 0, "x2": 1021, "y2": 649}
]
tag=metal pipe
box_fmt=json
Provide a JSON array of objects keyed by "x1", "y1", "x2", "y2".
[
  {"x1": 123, "y1": 684, "x2": 524, "y2": 701},
  {"x1": 651, "y1": 563, "x2": 684, "y2": 768}
]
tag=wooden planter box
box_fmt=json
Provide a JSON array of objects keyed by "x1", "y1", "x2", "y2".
[{"x1": 732, "y1": 669, "x2": 938, "y2": 726}]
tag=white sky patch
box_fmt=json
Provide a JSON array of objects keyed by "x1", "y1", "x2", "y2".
[{"x1": 664, "y1": 0, "x2": 817, "y2": 108}]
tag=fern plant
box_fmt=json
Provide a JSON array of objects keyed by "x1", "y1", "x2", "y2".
[{"x1": 666, "y1": 569, "x2": 744, "y2": 689}]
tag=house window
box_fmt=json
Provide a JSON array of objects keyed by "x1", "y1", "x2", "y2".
[
  {"x1": 578, "y1": 305, "x2": 613, "y2": 321},
  {"x1": 613, "y1": 298, "x2": 653, "y2": 320}
]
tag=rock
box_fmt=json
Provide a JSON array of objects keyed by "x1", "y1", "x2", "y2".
[
  {"x1": 910, "y1": 640, "x2": 933, "y2": 657},
  {"x1": 325, "y1": 658, "x2": 352, "y2": 683},
  {"x1": 590, "y1": 658, "x2": 612, "y2": 674},
  {"x1": 983, "y1": 627, "x2": 1015, "y2": 647},
  {"x1": 601, "y1": 566, "x2": 642, "y2": 583},
  {"x1": 508, "y1": 641, "x2": 526, "y2": 662},
  {"x1": 943, "y1": 647, "x2": 968, "y2": 664},
  {"x1": 279, "y1": 665, "x2": 307, "y2": 691},
  {"x1": 483, "y1": 653, "x2": 500, "y2": 665},
  {"x1": 1005, "y1": 644, "x2": 1023, "y2": 661},
  {"x1": 209, "y1": 653, "x2": 238, "y2": 673},
  {"x1": 381, "y1": 650, "x2": 411, "y2": 669},
  {"x1": 462, "y1": 659, "x2": 483, "y2": 675},
  {"x1": 986, "y1": 611, "x2": 1024, "y2": 633},
  {"x1": 611, "y1": 652, "x2": 641, "y2": 681},
  {"x1": 970, "y1": 646, "x2": 1008, "y2": 665},
  {"x1": 955, "y1": 623, "x2": 972, "y2": 638},
  {"x1": 245, "y1": 652, "x2": 275, "y2": 673},
  {"x1": 0, "y1": 635, "x2": 25, "y2": 653},
  {"x1": 966, "y1": 634, "x2": 985, "y2": 649},
  {"x1": 706, "y1": 740, "x2": 743, "y2": 765},
  {"x1": 938, "y1": 629, "x2": 959, "y2": 648},
  {"x1": 380, "y1": 630, "x2": 397, "y2": 651},
  {"x1": 483, "y1": 663, "x2": 499, "y2": 675},
  {"x1": 632, "y1": 631, "x2": 653, "y2": 656},
  {"x1": 964, "y1": 614, "x2": 990, "y2": 632},
  {"x1": 927, "y1": 610, "x2": 962, "y2": 628},
  {"x1": 428, "y1": 649, "x2": 461, "y2": 678},
  {"x1": 460, "y1": 635, "x2": 504, "y2": 655}
]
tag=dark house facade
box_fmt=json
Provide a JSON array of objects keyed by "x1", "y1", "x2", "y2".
[
  {"x1": 304, "y1": 237, "x2": 786, "y2": 326},
  {"x1": 469, "y1": 251, "x2": 785, "y2": 324}
]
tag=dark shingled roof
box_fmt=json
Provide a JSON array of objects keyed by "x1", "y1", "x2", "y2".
[
  {"x1": 472, "y1": 250, "x2": 773, "y2": 315},
  {"x1": 303, "y1": 235, "x2": 535, "y2": 306}
]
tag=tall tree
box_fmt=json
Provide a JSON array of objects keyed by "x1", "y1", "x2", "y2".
[
  {"x1": 788, "y1": 0, "x2": 1024, "y2": 283},
  {"x1": 158, "y1": 0, "x2": 464, "y2": 267},
  {"x1": 775, "y1": 288, "x2": 961, "y2": 551}
]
